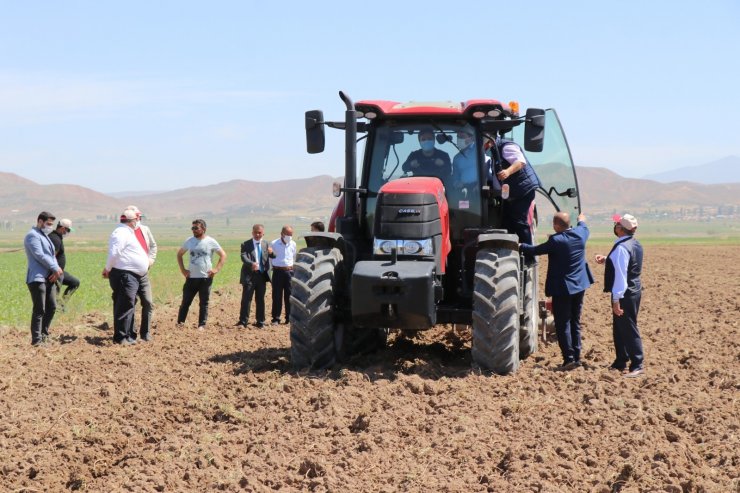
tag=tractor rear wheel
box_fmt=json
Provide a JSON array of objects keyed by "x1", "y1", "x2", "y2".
[
  {"x1": 519, "y1": 260, "x2": 539, "y2": 359},
  {"x1": 471, "y1": 247, "x2": 521, "y2": 374}
]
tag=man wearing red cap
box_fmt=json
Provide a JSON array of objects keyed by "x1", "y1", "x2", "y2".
[
  {"x1": 103, "y1": 210, "x2": 150, "y2": 345},
  {"x1": 595, "y1": 213, "x2": 644, "y2": 378},
  {"x1": 125, "y1": 205, "x2": 157, "y2": 341}
]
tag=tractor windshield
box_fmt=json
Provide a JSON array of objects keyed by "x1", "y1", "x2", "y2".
[{"x1": 363, "y1": 122, "x2": 484, "y2": 240}]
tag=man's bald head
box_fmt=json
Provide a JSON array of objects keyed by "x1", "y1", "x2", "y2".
[{"x1": 553, "y1": 212, "x2": 571, "y2": 233}]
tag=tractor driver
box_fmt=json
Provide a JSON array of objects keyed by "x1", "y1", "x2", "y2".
[{"x1": 401, "y1": 128, "x2": 452, "y2": 180}]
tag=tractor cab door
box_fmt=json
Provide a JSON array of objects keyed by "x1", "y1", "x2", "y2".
[{"x1": 513, "y1": 109, "x2": 581, "y2": 218}]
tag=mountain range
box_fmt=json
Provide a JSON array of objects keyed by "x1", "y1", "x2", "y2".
[
  {"x1": 643, "y1": 155, "x2": 740, "y2": 184},
  {"x1": 1, "y1": 165, "x2": 739, "y2": 222}
]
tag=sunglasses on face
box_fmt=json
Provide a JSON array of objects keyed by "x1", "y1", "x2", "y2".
[{"x1": 191, "y1": 226, "x2": 201, "y2": 231}]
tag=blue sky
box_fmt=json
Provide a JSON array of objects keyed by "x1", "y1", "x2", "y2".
[{"x1": 1, "y1": 0, "x2": 738, "y2": 193}]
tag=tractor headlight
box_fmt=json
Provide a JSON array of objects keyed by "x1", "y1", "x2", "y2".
[{"x1": 373, "y1": 238, "x2": 434, "y2": 256}]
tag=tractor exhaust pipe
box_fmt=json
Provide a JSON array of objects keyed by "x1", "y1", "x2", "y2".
[{"x1": 339, "y1": 91, "x2": 357, "y2": 218}]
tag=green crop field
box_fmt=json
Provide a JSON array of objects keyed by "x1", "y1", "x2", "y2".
[
  {"x1": 0, "y1": 220, "x2": 305, "y2": 329},
  {"x1": 2, "y1": 218, "x2": 738, "y2": 329}
]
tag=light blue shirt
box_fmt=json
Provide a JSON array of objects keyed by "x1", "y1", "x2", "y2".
[
  {"x1": 608, "y1": 237, "x2": 631, "y2": 301},
  {"x1": 24, "y1": 227, "x2": 60, "y2": 283},
  {"x1": 182, "y1": 236, "x2": 222, "y2": 278},
  {"x1": 453, "y1": 143, "x2": 479, "y2": 185}
]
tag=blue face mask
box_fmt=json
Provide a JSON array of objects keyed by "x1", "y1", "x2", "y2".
[{"x1": 420, "y1": 140, "x2": 435, "y2": 152}]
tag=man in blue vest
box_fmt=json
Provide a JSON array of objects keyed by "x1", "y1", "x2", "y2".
[
  {"x1": 24, "y1": 211, "x2": 64, "y2": 346},
  {"x1": 520, "y1": 211, "x2": 594, "y2": 370},
  {"x1": 595, "y1": 213, "x2": 644, "y2": 378},
  {"x1": 493, "y1": 137, "x2": 542, "y2": 245}
]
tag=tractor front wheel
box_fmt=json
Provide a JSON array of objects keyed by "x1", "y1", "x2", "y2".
[{"x1": 471, "y1": 247, "x2": 521, "y2": 374}]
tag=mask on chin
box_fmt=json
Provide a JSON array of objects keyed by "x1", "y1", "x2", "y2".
[{"x1": 282, "y1": 235, "x2": 292, "y2": 244}]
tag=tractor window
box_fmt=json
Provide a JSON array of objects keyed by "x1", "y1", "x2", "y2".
[{"x1": 363, "y1": 123, "x2": 483, "y2": 239}]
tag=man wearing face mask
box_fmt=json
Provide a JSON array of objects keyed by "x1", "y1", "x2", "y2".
[
  {"x1": 452, "y1": 127, "x2": 478, "y2": 189},
  {"x1": 24, "y1": 211, "x2": 64, "y2": 346},
  {"x1": 125, "y1": 205, "x2": 157, "y2": 341},
  {"x1": 103, "y1": 210, "x2": 150, "y2": 345},
  {"x1": 595, "y1": 213, "x2": 644, "y2": 378},
  {"x1": 269, "y1": 225, "x2": 296, "y2": 325},
  {"x1": 401, "y1": 128, "x2": 452, "y2": 180},
  {"x1": 48, "y1": 218, "x2": 80, "y2": 307}
]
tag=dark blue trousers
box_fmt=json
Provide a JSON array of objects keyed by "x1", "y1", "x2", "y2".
[
  {"x1": 551, "y1": 290, "x2": 585, "y2": 364},
  {"x1": 503, "y1": 189, "x2": 535, "y2": 245},
  {"x1": 109, "y1": 268, "x2": 141, "y2": 342},
  {"x1": 612, "y1": 292, "x2": 643, "y2": 371}
]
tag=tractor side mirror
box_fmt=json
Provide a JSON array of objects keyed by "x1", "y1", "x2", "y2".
[
  {"x1": 436, "y1": 133, "x2": 451, "y2": 145},
  {"x1": 524, "y1": 108, "x2": 545, "y2": 153},
  {"x1": 306, "y1": 110, "x2": 325, "y2": 154}
]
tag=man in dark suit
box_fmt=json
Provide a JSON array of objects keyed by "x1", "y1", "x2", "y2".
[
  {"x1": 520, "y1": 211, "x2": 594, "y2": 370},
  {"x1": 237, "y1": 224, "x2": 271, "y2": 328}
]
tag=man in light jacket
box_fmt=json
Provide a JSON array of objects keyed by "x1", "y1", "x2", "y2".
[{"x1": 125, "y1": 205, "x2": 157, "y2": 341}]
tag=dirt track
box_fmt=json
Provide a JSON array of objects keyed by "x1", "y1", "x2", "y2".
[{"x1": 1, "y1": 245, "x2": 738, "y2": 492}]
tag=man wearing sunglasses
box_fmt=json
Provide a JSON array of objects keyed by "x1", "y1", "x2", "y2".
[{"x1": 176, "y1": 219, "x2": 227, "y2": 330}]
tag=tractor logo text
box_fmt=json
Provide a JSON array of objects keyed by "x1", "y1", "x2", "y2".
[{"x1": 398, "y1": 209, "x2": 421, "y2": 215}]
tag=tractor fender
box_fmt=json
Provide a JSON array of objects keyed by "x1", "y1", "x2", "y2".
[
  {"x1": 304, "y1": 232, "x2": 346, "y2": 254},
  {"x1": 477, "y1": 232, "x2": 520, "y2": 252}
]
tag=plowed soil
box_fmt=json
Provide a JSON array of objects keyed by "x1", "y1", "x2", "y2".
[{"x1": 1, "y1": 245, "x2": 738, "y2": 492}]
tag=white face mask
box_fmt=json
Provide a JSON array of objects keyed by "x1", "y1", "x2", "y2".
[
  {"x1": 457, "y1": 136, "x2": 470, "y2": 149},
  {"x1": 134, "y1": 220, "x2": 141, "y2": 229},
  {"x1": 282, "y1": 235, "x2": 292, "y2": 244},
  {"x1": 42, "y1": 225, "x2": 54, "y2": 235}
]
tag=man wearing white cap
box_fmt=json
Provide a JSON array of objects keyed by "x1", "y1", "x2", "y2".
[
  {"x1": 103, "y1": 210, "x2": 150, "y2": 345},
  {"x1": 595, "y1": 213, "x2": 644, "y2": 378},
  {"x1": 48, "y1": 218, "x2": 80, "y2": 306},
  {"x1": 125, "y1": 205, "x2": 157, "y2": 341}
]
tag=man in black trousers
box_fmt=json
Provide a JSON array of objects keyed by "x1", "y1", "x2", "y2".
[
  {"x1": 48, "y1": 218, "x2": 80, "y2": 307},
  {"x1": 520, "y1": 211, "x2": 594, "y2": 370},
  {"x1": 237, "y1": 224, "x2": 271, "y2": 328},
  {"x1": 595, "y1": 213, "x2": 644, "y2": 378}
]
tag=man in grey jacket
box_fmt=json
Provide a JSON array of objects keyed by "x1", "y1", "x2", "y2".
[
  {"x1": 125, "y1": 205, "x2": 158, "y2": 341},
  {"x1": 24, "y1": 211, "x2": 64, "y2": 346}
]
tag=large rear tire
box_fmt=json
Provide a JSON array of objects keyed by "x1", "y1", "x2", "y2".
[
  {"x1": 519, "y1": 260, "x2": 539, "y2": 359},
  {"x1": 471, "y1": 247, "x2": 521, "y2": 374}
]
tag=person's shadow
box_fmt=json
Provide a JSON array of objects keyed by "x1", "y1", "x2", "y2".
[{"x1": 84, "y1": 335, "x2": 108, "y2": 347}]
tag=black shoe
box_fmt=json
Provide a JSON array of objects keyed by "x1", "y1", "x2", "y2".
[
  {"x1": 115, "y1": 338, "x2": 135, "y2": 346},
  {"x1": 255, "y1": 322, "x2": 265, "y2": 329},
  {"x1": 140, "y1": 333, "x2": 152, "y2": 342},
  {"x1": 271, "y1": 318, "x2": 280, "y2": 324},
  {"x1": 283, "y1": 319, "x2": 290, "y2": 325},
  {"x1": 234, "y1": 322, "x2": 247, "y2": 328},
  {"x1": 557, "y1": 361, "x2": 580, "y2": 371}
]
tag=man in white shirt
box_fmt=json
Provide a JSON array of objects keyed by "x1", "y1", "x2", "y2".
[
  {"x1": 269, "y1": 225, "x2": 296, "y2": 325},
  {"x1": 103, "y1": 210, "x2": 150, "y2": 345},
  {"x1": 124, "y1": 205, "x2": 158, "y2": 341},
  {"x1": 595, "y1": 213, "x2": 644, "y2": 378}
]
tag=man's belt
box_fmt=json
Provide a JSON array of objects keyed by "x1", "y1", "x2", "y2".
[{"x1": 272, "y1": 266, "x2": 293, "y2": 271}]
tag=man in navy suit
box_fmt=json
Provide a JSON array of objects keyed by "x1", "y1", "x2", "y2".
[
  {"x1": 237, "y1": 224, "x2": 272, "y2": 328},
  {"x1": 520, "y1": 211, "x2": 594, "y2": 370},
  {"x1": 24, "y1": 211, "x2": 64, "y2": 346}
]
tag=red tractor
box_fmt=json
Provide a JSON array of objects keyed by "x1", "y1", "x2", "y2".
[{"x1": 291, "y1": 92, "x2": 580, "y2": 374}]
